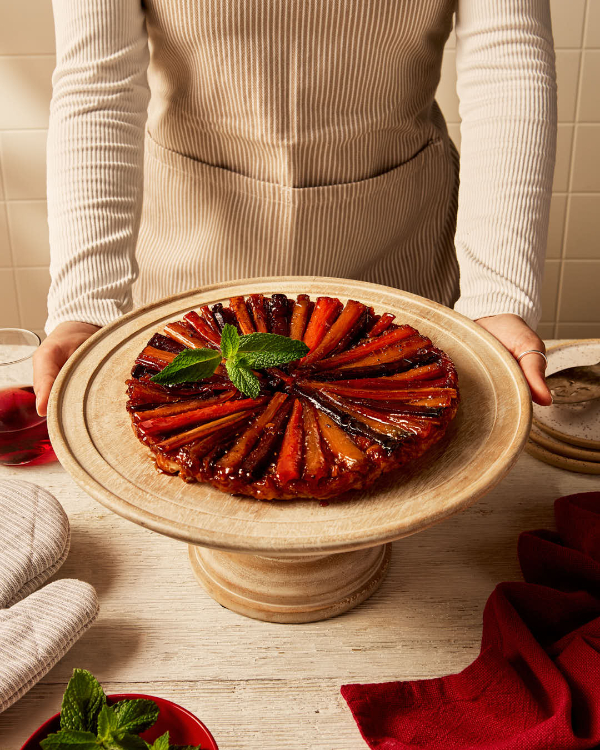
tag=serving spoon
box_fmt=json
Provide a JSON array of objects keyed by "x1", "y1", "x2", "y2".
[{"x1": 545, "y1": 361, "x2": 600, "y2": 404}]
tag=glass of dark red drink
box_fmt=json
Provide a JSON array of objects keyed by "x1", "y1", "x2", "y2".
[{"x1": 0, "y1": 328, "x2": 57, "y2": 466}]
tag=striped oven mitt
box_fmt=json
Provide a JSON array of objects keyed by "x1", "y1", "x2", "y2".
[{"x1": 0, "y1": 479, "x2": 99, "y2": 713}]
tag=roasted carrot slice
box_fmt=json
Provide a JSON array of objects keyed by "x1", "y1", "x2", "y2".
[
  {"x1": 408, "y1": 395, "x2": 454, "y2": 408},
  {"x1": 247, "y1": 294, "x2": 269, "y2": 333},
  {"x1": 298, "y1": 300, "x2": 367, "y2": 367},
  {"x1": 289, "y1": 294, "x2": 312, "y2": 340},
  {"x1": 314, "y1": 325, "x2": 417, "y2": 371},
  {"x1": 302, "y1": 364, "x2": 445, "y2": 390},
  {"x1": 229, "y1": 296, "x2": 256, "y2": 334},
  {"x1": 184, "y1": 310, "x2": 222, "y2": 347},
  {"x1": 240, "y1": 400, "x2": 293, "y2": 479},
  {"x1": 135, "y1": 346, "x2": 177, "y2": 371},
  {"x1": 157, "y1": 410, "x2": 257, "y2": 452},
  {"x1": 315, "y1": 408, "x2": 368, "y2": 470},
  {"x1": 215, "y1": 392, "x2": 289, "y2": 474},
  {"x1": 138, "y1": 396, "x2": 268, "y2": 436},
  {"x1": 317, "y1": 383, "x2": 457, "y2": 401},
  {"x1": 301, "y1": 402, "x2": 328, "y2": 482},
  {"x1": 336, "y1": 335, "x2": 430, "y2": 372},
  {"x1": 164, "y1": 321, "x2": 207, "y2": 350},
  {"x1": 371, "y1": 362, "x2": 444, "y2": 382},
  {"x1": 199, "y1": 305, "x2": 221, "y2": 336},
  {"x1": 133, "y1": 390, "x2": 236, "y2": 423},
  {"x1": 366, "y1": 312, "x2": 396, "y2": 338},
  {"x1": 302, "y1": 297, "x2": 343, "y2": 352},
  {"x1": 274, "y1": 399, "x2": 304, "y2": 485}
]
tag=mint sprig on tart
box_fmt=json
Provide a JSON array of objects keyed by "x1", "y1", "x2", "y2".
[{"x1": 151, "y1": 324, "x2": 309, "y2": 398}]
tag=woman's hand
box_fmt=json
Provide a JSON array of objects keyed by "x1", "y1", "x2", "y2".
[
  {"x1": 474, "y1": 314, "x2": 552, "y2": 406},
  {"x1": 33, "y1": 321, "x2": 101, "y2": 416}
]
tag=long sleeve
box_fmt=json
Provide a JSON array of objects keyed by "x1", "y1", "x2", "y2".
[
  {"x1": 45, "y1": 0, "x2": 150, "y2": 334},
  {"x1": 452, "y1": 0, "x2": 557, "y2": 328}
]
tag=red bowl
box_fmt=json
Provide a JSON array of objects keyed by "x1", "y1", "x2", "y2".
[{"x1": 20, "y1": 693, "x2": 218, "y2": 750}]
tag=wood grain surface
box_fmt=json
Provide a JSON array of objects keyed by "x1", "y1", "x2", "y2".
[
  {"x1": 0, "y1": 447, "x2": 598, "y2": 750},
  {"x1": 47, "y1": 277, "x2": 532, "y2": 555}
]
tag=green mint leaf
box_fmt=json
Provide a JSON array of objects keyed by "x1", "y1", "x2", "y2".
[
  {"x1": 241, "y1": 349, "x2": 308, "y2": 368},
  {"x1": 225, "y1": 358, "x2": 261, "y2": 399},
  {"x1": 112, "y1": 699, "x2": 159, "y2": 735},
  {"x1": 238, "y1": 332, "x2": 309, "y2": 359},
  {"x1": 170, "y1": 745, "x2": 204, "y2": 750},
  {"x1": 40, "y1": 729, "x2": 98, "y2": 749},
  {"x1": 97, "y1": 705, "x2": 119, "y2": 742},
  {"x1": 150, "y1": 349, "x2": 221, "y2": 385},
  {"x1": 106, "y1": 733, "x2": 149, "y2": 750},
  {"x1": 146, "y1": 731, "x2": 170, "y2": 750},
  {"x1": 219, "y1": 323, "x2": 239, "y2": 360},
  {"x1": 60, "y1": 669, "x2": 107, "y2": 732}
]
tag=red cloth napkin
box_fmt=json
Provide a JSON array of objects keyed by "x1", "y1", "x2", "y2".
[{"x1": 341, "y1": 491, "x2": 600, "y2": 750}]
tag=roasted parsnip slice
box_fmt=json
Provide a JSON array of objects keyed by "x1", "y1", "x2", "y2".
[{"x1": 315, "y1": 408, "x2": 368, "y2": 470}]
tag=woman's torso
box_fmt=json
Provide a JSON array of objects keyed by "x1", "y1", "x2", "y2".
[{"x1": 134, "y1": 0, "x2": 460, "y2": 308}]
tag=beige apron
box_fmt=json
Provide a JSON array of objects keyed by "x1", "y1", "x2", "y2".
[{"x1": 133, "y1": 0, "x2": 460, "y2": 308}]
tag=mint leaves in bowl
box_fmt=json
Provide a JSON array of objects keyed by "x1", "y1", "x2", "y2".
[{"x1": 21, "y1": 669, "x2": 218, "y2": 750}]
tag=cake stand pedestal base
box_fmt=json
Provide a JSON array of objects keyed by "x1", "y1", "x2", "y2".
[{"x1": 188, "y1": 543, "x2": 392, "y2": 623}]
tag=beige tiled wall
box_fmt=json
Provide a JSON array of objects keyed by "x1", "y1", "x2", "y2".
[{"x1": 0, "y1": 0, "x2": 599, "y2": 340}]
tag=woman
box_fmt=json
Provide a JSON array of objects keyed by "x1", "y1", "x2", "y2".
[{"x1": 34, "y1": 0, "x2": 556, "y2": 414}]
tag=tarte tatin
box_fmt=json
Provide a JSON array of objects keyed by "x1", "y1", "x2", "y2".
[{"x1": 126, "y1": 294, "x2": 459, "y2": 500}]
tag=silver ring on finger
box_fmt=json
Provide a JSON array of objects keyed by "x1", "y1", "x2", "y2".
[{"x1": 516, "y1": 349, "x2": 548, "y2": 366}]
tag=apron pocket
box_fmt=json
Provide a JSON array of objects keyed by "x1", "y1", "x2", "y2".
[{"x1": 135, "y1": 134, "x2": 459, "y2": 308}]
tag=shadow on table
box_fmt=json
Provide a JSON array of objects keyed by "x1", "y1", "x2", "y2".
[
  {"x1": 355, "y1": 466, "x2": 562, "y2": 626},
  {"x1": 48, "y1": 522, "x2": 118, "y2": 598},
  {"x1": 54, "y1": 618, "x2": 143, "y2": 678}
]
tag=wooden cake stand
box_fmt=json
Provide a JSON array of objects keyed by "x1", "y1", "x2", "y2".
[{"x1": 48, "y1": 277, "x2": 531, "y2": 623}]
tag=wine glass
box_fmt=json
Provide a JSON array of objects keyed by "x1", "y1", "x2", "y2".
[{"x1": 0, "y1": 328, "x2": 57, "y2": 466}]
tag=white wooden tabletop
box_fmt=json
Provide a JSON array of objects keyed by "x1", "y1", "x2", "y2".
[{"x1": 0, "y1": 443, "x2": 598, "y2": 749}]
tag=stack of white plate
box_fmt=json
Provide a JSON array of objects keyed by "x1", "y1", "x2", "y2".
[{"x1": 527, "y1": 339, "x2": 600, "y2": 474}]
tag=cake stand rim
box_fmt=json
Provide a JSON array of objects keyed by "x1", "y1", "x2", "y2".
[{"x1": 48, "y1": 275, "x2": 532, "y2": 555}]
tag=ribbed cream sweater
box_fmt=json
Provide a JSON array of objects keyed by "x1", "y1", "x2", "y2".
[{"x1": 45, "y1": 0, "x2": 557, "y2": 333}]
